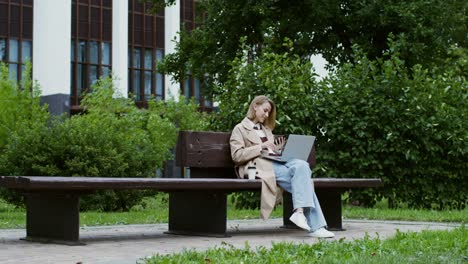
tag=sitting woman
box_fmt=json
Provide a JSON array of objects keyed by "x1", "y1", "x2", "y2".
[{"x1": 229, "y1": 95, "x2": 334, "y2": 238}]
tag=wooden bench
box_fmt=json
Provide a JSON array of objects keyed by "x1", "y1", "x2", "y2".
[
  {"x1": 0, "y1": 130, "x2": 382, "y2": 245},
  {"x1": 0, "y1": 176, "x2": 264, "y2": 244},
  {"x1": 175, "y1": 131, "x2": 382, "y2": 231}
]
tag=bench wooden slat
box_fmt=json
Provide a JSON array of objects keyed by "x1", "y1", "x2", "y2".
[
  {"x1": 0, "y1": 176, "x2": 381, "y2": 191},
  {"x1": 176, "y1": 130, "x2": 316, "y2": 169},
  {"x1": 0, "y1": 176, "x2": 261, "y2": 191},
  {"x1": 176, "y1": 131, "x2": 234, "y2": 168}
]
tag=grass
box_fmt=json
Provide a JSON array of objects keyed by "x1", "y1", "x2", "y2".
[
  {"x1": 343, "y1": 198, "x2": 468, "y2": 223},
  {"x1": 141, "y1": 227, "x2": 467, "y2": 263},
  {"x1": 0, "y1": 194, "x2": 466, "y2": 229}
]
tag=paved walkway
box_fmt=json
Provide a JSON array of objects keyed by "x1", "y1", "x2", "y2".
[{"x1": 0, "y1": 218, "x2": 460, "y2": 264}]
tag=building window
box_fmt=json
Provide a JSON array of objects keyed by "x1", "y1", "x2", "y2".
[
  {"x1": 128, "y1": 0, "x2": 164, "y2": 106},
  {"x1": 180, "y1": 0, "x2": 213, "y2": 109},
  {"x1": 183, "y1": 73, "x2": 213, "y2": 109},
  {"x1": 71, "y1": 0, "x2": 112, "y2": 107},
  {"x1": 0, "y1": 0, "x2": 33, "y2": 82}
]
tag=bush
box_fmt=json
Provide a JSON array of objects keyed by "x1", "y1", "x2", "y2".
[
  {"x1": 0, "y1": 62, "x2": 48, "y2": 149},
  {"x1": 313, "y1": 46, "x2": 467, "y2": 209},
  {"x1": 0, "y1": 76, "x2": 210, "y2": 211}
]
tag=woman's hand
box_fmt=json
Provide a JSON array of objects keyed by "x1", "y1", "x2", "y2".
[
  {"x1": 261, "y1": 141, "x2": 276, "y2": 150},
  {"x1": 274, "y1": 137, "x2": 286, "y2": 153}
]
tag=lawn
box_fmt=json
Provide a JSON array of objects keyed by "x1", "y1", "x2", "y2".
[{"x1": 141, "y1": 227, "x2": 467, "y2": 264}]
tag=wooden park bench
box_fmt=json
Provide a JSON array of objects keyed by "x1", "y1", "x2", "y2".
[{"x1": 0, "y1": 130, "x2": 382, "y2": 245}]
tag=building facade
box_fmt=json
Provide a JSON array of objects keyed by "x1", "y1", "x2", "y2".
[{"x1": 0, "y1": 0, "x2": 211, "y2": 114}]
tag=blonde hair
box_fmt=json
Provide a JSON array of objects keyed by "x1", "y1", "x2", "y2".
[{"x1": 246, "y1": 95, "x2": 276, "y2": 130}]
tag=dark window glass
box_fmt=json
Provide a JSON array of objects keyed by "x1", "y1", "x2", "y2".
[
  {"x1": 9, "y1": 5, "x2": 20, "y2": 38},
  {"x1": 8, "y1": 39, "x2": 18, "y2": 62},
  {"x1": 128, "y1": 0, "x2": 165, "y2": 103},
  {"x1": 180, "y1": 0, "x2": 212, "y2": 109},
  {"x1": 0, "y1": 5, "x2": 8, "y2": 36},
  {"x1": 8, "y1": 63, "x2": 17, "y2": 80},
  {"x1": 102, "y1": 9, "x2": 112, "y2": 41},
  {"x1": 89, "y1": 41, "x2": 99, "y2": 64},
  {"x1": 133, "y1": 48, "x2": 141, "y2": 68},
  {"x1": 0, "y1": 39, "x2": 6, "y2": 60},
  {"x1": 133, "y1": 69, "x2": 141, "y2": 100},
  {"x1": 21, "y1": 40, "x2": 31, "y2": 61},
  {"x1": 144, "y1": 49, "x2": 152, "y2": 69},
  {"x1": 71, "y1": 40, "x2": 75, "y2": 62},
  {"x1": 89, "y1": 65, "x2": 98, "y2": 87},
  {"x1": 90, "y1": 7, "x2": 101, "y2": 39},
  {"x1": 101, "y1": 42, "x2": 110, "y2": 64},
  {"x1": 22, "y1": 6, "x2": 33, "y2": 38},
  {"x1": 78, "y1": 5, "x2": 89, "y2": 39},
  {"x1": 102, "y1": 66, "x2": 110, "y2": 77},
  {"x1": 102, "y1": 0, "x2": 112, "y2": 8},
  {"x1": 77, "y1": 64, "x2": 86, "y2": 95},
  {"x1": 144, "y1": 71, "x2": 151, "y2": 99},
  {"x1": 71, "y1": 1, "x2": 112, "y2": 107},
  {"x1": 78, "y1": 41, "x2": 86, "y2": 62},
  {"x1": 0, "y1": 1, "x2": 33, "y2": 83}
]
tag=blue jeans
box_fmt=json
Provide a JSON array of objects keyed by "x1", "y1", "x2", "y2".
[{"x1": 272, "y1": 159, "x2": 327, "y2": 232}]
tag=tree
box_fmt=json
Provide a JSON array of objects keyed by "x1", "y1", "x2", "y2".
[{"x1": 154, "y1": 0, "x2": 466, "y2": 91}]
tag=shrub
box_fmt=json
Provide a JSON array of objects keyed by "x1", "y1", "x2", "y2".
[
  {"x1": 0, "y1": 62, "x2": 48, "y2": 149},
  {"x1": 313, "y1": 46, "x2": 467, "y2": 209},
  {"x1": 0, "y1": 76, "x2": 210, "y2": 211}
]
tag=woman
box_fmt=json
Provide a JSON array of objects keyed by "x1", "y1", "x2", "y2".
[{"x1": 229, "y1": 95, "x2": 335, "y2": 238}]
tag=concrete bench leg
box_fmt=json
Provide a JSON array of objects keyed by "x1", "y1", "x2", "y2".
[
  {"x1": 24, "y1": 192, "x2": 82, "y2": 245},
  {"x1": 283, "y1": 189, "x2": 345, "y2": 231},
  {"x1": 167, "y1": 191, "x2": 228, "y2": 237},
  {"x1": 316, "y1": 188, "x2": 345, "y2": 231}
]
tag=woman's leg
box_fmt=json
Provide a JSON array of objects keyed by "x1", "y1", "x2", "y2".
[
  {"x1": 304, "y1": 192, "x2": 327, "y2": 231},
  {"x1": 273, "y1": 159, "x2": 327, "y2": 231},
  {"x1": 273, "y1": 159, "x2": 314, "y2": 209}
]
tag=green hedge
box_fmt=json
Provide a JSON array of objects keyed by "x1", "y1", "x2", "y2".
[
  {"x1": 313, "y1": 47, "x2": 467, "y2": 209},
  {"x1": 0, "y1": 74, "x2": 209, "y2": 211}
]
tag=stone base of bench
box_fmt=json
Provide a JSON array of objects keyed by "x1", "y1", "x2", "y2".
[
  {"x1": 282, "y1": 190, "x2": 346, "y2": 231},
  {"x1": 25, "y1": 192, "x2": 82, "y2": 245},
  {"x1": 167, "y1": 191, "x2": 230, "y2": 237},
  {"x1": 316, "y1": 189, "x2": 346, "y2": 231}
]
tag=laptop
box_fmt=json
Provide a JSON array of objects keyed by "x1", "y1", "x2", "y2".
[{"x1": 261, "y1": 134, "x2": 315, "y2": 163}]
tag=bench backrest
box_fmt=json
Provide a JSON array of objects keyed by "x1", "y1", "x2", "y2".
[{"x1": 176, "y1": 130, "x2": 316, "y2": 178}]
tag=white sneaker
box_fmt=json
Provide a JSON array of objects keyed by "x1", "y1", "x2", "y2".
[
  {"x1": 289, "y1": 212, "x2": 311, "y2": 231},
  {"x1": 309, "y1": 227, "x2": 335, "y2": 238}
]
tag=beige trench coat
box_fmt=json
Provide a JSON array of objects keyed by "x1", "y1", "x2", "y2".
[{"x1": 230, "y1": 117, "x2": 280, "y2": 220}]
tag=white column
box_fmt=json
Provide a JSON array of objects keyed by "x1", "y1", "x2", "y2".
[
  {"x1": 112, "y1": 0, "x2": 129, "y2": 97},
  {"x1": 164, "y1": 0, "x2": 181, "y2": 101},
  {"x1": 32, "y1": 0, "x2": 71, "y2": 96}
]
